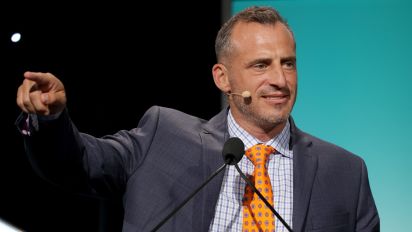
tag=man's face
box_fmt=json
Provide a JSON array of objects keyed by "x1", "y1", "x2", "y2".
[{"x1": 227, "y1": 22, "x2": 297, "y2": 130}]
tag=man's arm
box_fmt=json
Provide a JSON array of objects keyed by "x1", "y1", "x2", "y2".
[
  {"x1": 356, "y1": 159, "x2": 380, "y2": 231},
  {"x1": 17, "y1": 109, "x2": 93, "y2": 194}
]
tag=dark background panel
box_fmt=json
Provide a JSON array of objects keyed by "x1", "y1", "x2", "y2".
[{"x1": 1, "y1": 2, "x2": 222, "y2": 231}]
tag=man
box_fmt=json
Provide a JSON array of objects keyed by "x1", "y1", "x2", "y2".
[{"x1": 16, "y1": 6, "x2": 379, "y2": 232}]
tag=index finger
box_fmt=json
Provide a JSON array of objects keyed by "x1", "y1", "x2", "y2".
[{"x1": 23, "y1": 71, "x2": 54, "y2": 85}]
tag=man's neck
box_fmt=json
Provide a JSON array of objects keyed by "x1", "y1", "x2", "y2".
[{"x1": 230, "y1": 110, "x2": 287, "y2": 142}]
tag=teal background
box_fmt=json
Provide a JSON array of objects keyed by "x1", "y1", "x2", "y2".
[{"x1": 233, "y1": 1, "x2": 411, "y2": 231}]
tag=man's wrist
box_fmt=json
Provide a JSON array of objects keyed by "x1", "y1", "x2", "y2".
[{"x1": 37, "y1": 111, "x2": 63, "y2": 122}]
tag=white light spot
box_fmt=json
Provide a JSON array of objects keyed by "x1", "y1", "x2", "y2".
[{"x1": 11, "y1": 32, "x2": 21, "y2": 43}]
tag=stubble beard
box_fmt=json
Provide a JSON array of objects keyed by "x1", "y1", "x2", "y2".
[{"x1": 235, "y1": 98, "x2": 291, "y2": 131}]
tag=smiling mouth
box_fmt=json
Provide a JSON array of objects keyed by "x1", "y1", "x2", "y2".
[{"x1": 262, "y1": 95, "x2": 289, "y2": 104}]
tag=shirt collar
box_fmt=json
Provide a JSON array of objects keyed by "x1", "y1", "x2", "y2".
[{"x1": 227, "y1": 109, "x2": 293, "y2": 158}]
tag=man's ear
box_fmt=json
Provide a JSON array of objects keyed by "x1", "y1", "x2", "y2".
[{"x1": 212, "y1": 63, "x2": 230, "y2": 93}]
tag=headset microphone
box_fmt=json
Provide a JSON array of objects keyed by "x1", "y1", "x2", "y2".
[{"x1": 227, "y1": 90, "x2": 251, "y2": 99}]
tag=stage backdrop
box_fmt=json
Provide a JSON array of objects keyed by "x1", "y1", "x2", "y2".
[{"x1": 231, "y1": 1, "x2": 411, "y2": 231}]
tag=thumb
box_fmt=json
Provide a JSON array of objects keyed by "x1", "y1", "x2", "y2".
[
  {"x1": 41, "y1": 91, "x2": 67, "y2": 115},
  {"x1": 41, "y1": 93, "x2": 49, "y2": 105}
]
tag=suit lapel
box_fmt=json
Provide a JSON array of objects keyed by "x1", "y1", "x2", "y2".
[
  {"x1": 197, "y1": 108, "x2": 229, "y2": 231},
  {"x1": 290, "y1": 118, "x2": 318, "y2": 231}
]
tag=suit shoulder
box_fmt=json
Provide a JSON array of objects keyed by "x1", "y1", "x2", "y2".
[{"x1": 143, "y1": 105, "x2": 206, "y2": 128}]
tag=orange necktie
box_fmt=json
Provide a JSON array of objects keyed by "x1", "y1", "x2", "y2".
[{"x1": 242, "y1": 144, "x2": 276, "y2": 232}]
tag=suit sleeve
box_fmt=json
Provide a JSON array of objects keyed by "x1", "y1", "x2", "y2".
[
  {"x1": 18, "y1": 106, "x2": 161, "y2": 198},
  {"x1": 356, "y1": 159, "x2": 380, "y2": 231}
]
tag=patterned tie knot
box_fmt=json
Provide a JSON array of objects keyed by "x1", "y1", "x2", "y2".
[{"x1": 245, "y1": 143, "x2": 275, "y2": 166}]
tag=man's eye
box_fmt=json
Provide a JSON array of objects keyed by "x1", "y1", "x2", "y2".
[
  {"x1": 283, "y1": 61, "x2": 296, "y2": 70},
  {"x1": 254, "y1": 63, "x2": 267, "y2": 70}
]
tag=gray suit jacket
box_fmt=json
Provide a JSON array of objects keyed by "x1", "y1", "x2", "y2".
[{"x1": 22, "y1": 106, "x2": 379, "y2": 231}]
